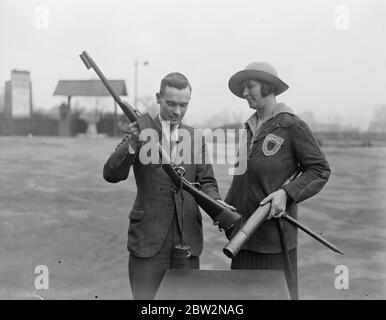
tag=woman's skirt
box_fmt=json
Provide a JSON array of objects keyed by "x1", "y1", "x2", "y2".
[{"x1": 231, "y1": 248, "x2": 298, "y2": 299}]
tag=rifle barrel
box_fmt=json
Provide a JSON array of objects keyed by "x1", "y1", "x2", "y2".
[
  {"x1": 223, "y1": 204, "x2": 270, "y2": 258},
  {"x1": 79, "y1": 51, "x2": 241, "y2": 231},
  {"x1": 223, "y1": 169, "x2": 343, "y2": 258},
  {"x1": 80, "y1": 51, "x2": 123, "y2": 105},
  {"x1": 283, "y1": 215, "x2": 344, "y2": 255},
  {"x1": 79, "y1": 51, "x2": 137, "y2": 122}
]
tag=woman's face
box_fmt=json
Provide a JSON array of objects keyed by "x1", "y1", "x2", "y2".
[{"x1": 241, "y1": 80, "x2": 264, "y2": 110}]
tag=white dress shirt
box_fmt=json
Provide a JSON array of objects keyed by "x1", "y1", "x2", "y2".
[{"x1": 158, "y1": 114, "x2": 180, "y2": 163}]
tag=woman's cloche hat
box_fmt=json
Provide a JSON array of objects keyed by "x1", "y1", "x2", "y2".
[{"x1": 228, "y1": 61, "x2": 289, "y2": 98}]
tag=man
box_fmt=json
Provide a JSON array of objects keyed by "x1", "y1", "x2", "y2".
[
  {"x1": 103, "y1": 72, "x2": 225, "y2": 300},
  {"x1": 225, "y1": 62, "x2": 331, "y2": 299}
]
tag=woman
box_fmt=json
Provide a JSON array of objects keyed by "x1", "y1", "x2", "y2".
[{"x1": 225, "y1": 62, "x2": 331, "y2": 299}]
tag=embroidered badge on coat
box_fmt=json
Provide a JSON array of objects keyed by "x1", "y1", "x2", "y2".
[{"x1": 262, "y1": 133, "x2": 284, "y2": 156}]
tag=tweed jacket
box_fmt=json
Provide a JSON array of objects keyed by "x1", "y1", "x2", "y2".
[{"x1": 103, "y1": 116, "x2": 221, "y2": 257}]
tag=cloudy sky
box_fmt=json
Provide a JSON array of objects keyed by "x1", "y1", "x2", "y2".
[{"x1": 1, "y1": 0, "x2": 385, "y2": 129}]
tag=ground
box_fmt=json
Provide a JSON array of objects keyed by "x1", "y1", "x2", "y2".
[{"x1": 0, "y1": 136, "x2": 385, "y2": 299}]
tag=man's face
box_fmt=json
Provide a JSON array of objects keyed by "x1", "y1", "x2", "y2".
[
  {"x1": 241, "y1": 79, "x2": 264, "y2": 110},
  {"x1": 157, "y1": 86, "x2": 191, "y2": 126}
]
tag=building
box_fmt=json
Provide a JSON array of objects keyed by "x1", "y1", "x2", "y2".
[
  {"x1": 53, "y1": 79, "x2": 127, "y2": 136},
  {"x1": 3, "y1": 70, "x2": 33, "y2": 118},
  {"x1": 0, "y1": 90, "x2": 4, "y2": 114}
]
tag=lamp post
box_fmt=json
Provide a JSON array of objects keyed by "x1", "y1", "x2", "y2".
[{"x1": 133, "y1": 59, "x2": 149, "y2": 109}]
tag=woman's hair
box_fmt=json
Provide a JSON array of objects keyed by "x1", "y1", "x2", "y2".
[
  {"x1": 259, "y1": 81, "x2": 277, "y2": 97},
  {"x1": 159, "y1": 72, "x2": 192, "y2": 96}
]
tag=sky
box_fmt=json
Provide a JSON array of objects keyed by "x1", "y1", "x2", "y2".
[{"x1": 1, "y1": 0, "x2": 385, "y2": 129}]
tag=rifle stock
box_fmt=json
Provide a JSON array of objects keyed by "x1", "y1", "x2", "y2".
[{"x1": 79, "y1": 51, "x2": 241, "y2": 231}]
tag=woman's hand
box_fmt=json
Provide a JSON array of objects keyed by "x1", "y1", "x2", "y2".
[{"x1": 260, "y1": 189, "x2": 288, "y2": 219}]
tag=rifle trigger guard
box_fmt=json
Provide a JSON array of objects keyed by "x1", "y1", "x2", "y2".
[
  {"x1": 190, "y1": 182, "x2": 201, "y2": 189},
  {"x1": 174, "y1": 166, "x2": 185, "y2": 177}
]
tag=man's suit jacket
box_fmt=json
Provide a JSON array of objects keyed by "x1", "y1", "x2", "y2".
[{"x1": 103, "y1": 117, "x2": 221, "y2": 258}]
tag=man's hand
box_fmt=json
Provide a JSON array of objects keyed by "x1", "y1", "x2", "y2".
[
  {"x1": 260, "y1": 189, "x2": 288, "y2": 220},
  {"x1": 123, "y1": 121, "x2": 140, "y2": 152}
]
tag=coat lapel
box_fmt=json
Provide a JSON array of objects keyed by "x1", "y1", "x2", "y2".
[
  {"x1": 247, "y1": 103, "x2": 294, "y2": 145},
  {"x1": 252, "y1": 119, "x2": 280, "y2": 144}
]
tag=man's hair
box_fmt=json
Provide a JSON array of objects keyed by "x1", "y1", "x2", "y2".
[
  {"x1": 259, "y1": 80, "x2": 277, "y2": 97},
  {"x1": 159, "y1": 72, "x2": 192, "y2": 96}
]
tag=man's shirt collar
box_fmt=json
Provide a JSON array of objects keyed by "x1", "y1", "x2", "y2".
[{"x1": 157, "y1": 113, "x2": 179, "y2": 142}]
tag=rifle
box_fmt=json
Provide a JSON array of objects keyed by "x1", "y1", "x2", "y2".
[
  {"x1": 223, "y1": 172, "x2": 344, "y2": 258},
  {"x1": 79, "y1": 51, "x2": 241, "y2": 231}
]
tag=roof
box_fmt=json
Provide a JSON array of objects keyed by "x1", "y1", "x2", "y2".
[
  {"x1": 53, "y1": 80, "x2": 127, "y2": 97},
  {"x1": 11, "y1": 69, "x2": 30, "y2": 74}
]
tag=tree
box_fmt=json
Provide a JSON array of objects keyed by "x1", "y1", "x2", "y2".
[{"x1": 368, "y1": 104, "x2": 386, "y2": 133}]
